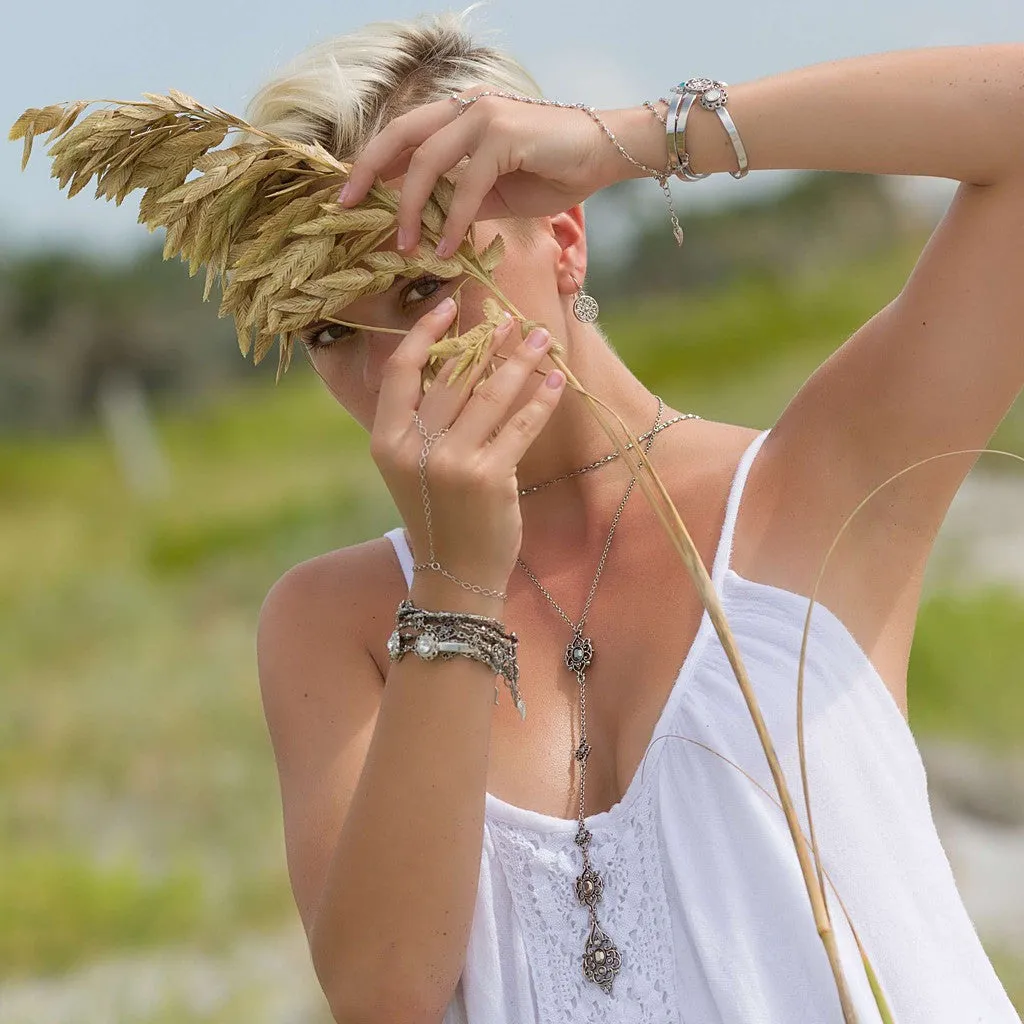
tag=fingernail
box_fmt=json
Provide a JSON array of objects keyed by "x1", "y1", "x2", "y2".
[
  {"x1": 527, "y1": 328, "x2": 550, "y2": 349},
  {"x1": 437, "y1": 297, "x2": 456, "y2": 314},
  {"x1": 339, "y1": 183, "x2": 351, "y2": 204},
  {"x1": 545, "y1": 370, "x2": 565, "y2": 389},
  {"x1": 496, "y1": 311, "x2": 514, "y2": 331},
  {"x1": 435, "y1": 238, "x2": 451, "y2": 259},
  {"x1": 397, "y1": 227, "x2": 408, "y2": 251}
]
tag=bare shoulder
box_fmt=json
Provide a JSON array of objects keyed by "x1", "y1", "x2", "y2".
[
  {"x1": 255, "y1": 533, "x2": 405, "y2": 935},
  {"x1": 258, "y1": 534, "x2": 405, "y2": 674}
]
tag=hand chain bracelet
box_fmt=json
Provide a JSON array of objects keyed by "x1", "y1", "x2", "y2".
[
  {"x1": 410, "y1": 410, "x2": 510, "y2": 601},
  {"x1": 449, "y1": 77, "x2": 749, "y2": 248}
]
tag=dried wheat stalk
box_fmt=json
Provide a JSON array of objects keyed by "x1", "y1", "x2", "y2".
[
  {"x1": 8, "y1": 93, "x2": 558, "y2": 387},
  {"x1": 11, "y1": 93, "x2": 890, "y2": 1022}
]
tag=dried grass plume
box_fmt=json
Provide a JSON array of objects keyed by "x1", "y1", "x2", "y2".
[{"x1": 9, "y1": 93, "x2": 559, "y2": 385}]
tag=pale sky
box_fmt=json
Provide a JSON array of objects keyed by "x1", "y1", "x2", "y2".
[{"x1": 2, "y1": 0, "x2": 1020, "y2": 256}]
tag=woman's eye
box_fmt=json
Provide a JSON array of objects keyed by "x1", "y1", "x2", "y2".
[
  {"x1": 404, "y1": 275, "x2": 444, "y2": 307},
  {"x1": 310, "y1": 323, "x2": 354, "y2": 348},
  {"x1": 302, "y1": 276, "x2": 447, "y2": 350}
]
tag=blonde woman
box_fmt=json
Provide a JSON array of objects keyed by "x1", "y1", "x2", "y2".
[{"x1": 253, "y1": 6, "x2": 1023, "y2": 1023}]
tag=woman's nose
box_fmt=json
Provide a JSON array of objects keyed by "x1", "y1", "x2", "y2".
[{"x1": 363, "y1": 336, "x2": 397, "y2": 394}]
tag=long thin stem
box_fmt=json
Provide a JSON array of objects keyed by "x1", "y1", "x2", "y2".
[
  {"x1": 560, "y1": 374, "x2": 860, "y2": 1023},
  {"x1": 31, "y1": 97, "x2": 876, "y2": 1019},
  {"x1": 648, "y1": 731, "x2": 895, "y2": 1022},
  {"x1": 792, "y1": 446, "x2": 1024, "y2": 1024},
  {"x1": 472, "y1": 284, "x2": 864, "y2": 1019},
  {"x1": 432, "y1": 274, "x2": 856, "y2": 1024}
]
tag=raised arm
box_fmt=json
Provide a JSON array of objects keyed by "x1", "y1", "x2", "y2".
[
  {"x1": 335, "y1": 44, "x2": 1024, "y2": 712},
  {"x1": 605, "y1": 44, "x2": 1024, "y2": 186},
  {"x1": 606, "y1": 46, "x2": 1024, "y2": 702}
]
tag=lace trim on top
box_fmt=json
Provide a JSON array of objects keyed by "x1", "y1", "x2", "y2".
[{"x1": 488, "y1": 780, "x2": 683, "y2": 1021}]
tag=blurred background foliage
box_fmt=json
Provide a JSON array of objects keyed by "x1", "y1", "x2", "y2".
[{"x1": 1, "y1": 171, "x2": 1022, "y2": 1020}]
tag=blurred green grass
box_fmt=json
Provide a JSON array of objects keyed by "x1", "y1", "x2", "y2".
[{"x1": 0, "y1": 233, "x2": 1021, "y2": 1011}]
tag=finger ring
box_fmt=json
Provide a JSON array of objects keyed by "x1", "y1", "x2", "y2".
[
  {"x1": 449, "y1": 91, "x2": 474, "y2": 117},
  {"x1": 413, "y1": 410, "x2": 451, "y2": 443}
]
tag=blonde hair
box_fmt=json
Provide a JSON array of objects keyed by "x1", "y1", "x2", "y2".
[{"x1": 245, "y1": 3, "x2": 545, "y2": 247}]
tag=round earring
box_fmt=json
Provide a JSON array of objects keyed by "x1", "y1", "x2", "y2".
[{"x1": 569, "y1": 271, "x2": 599, "y2": 323}]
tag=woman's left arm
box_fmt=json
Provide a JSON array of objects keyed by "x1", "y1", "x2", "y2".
[
  {"x1": 611, "y1": 44, "x2": 1024, "y2": 185},
  {"x1": 609, "y1": 45, "x2": 1024, "y2": 567}
]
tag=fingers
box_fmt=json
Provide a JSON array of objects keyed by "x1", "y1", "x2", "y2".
[
  {"x1": 372, "y1": 297, "x2": 459, "y2": 436},
  {"x1": 418, "y1": 312, "x2": 517, "y2": 421},
  {"x1": 487, "y1": 366, "x2": 566, "y2": 469},
  {"x1": 339, "y1": 91, "x2": 503, "y2": 258},
  {"x1": 390, "y1": 125, "x2": 476, "y2": 255},
  {"x1": 339, "y1": 96, "x2": 457, "y2": 210},
  {"x1": 429, "y1": 139, "x2": 504, "y2": 259},
  {"x1": 447, "y1": 327, "x2": 555, "y2": 449}
]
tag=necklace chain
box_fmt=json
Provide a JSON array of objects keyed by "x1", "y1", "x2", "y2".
[
  {"x1": 517, "y1": 409, "x2": 700, "y2": 496},
  {"x1": 515, "y1": 397, "x2": 672, "y2": 633},
  {"x1": 513, "y1": 395, "x2": 668, "y2": 994}
]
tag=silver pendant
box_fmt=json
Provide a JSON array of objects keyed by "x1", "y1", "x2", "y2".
[
  {"x1": 572, "y1": 291, "x2": 600, "y2": 323},
  {"x1": 565, "y1": 633, "x2": 594, "y2": 673},
  {"x1": 582, "y1": 918, "x2": 622, "y2": 994}
]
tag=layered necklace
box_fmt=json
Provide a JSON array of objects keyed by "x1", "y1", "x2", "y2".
[{"x1": 515, "y1": 395, "x2": 700, "y2": 993}]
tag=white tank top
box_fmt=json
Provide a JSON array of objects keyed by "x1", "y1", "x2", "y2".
[{"x1": 383, "y1": 429, "x2": 1019, "y2": 1024}]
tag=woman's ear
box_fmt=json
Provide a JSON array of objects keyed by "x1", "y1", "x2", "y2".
[{"x1": 549, "y1": 206, "x2": 588, "y2": 289}]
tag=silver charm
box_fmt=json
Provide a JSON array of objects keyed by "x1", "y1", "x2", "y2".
[
  {"x1": 386, "y1": 630, "x2": 402, "y2": 659},
  {"x1": 575, "y1": 865, "x2": 604, "y2": 908},
  {"x1": 414, "y1": 631, "x2": 440, "y2": 659},
  {"x1": 583, "y1": 920, "x2": 622, "y2": 994},
  {"x1": 565, "y1": 633, "x2": 594, "y2": 673},
  {"x1": 569, "y1": 271, "x2": 600, "y2": 323},
  {"x1": 573, "y1": 291, "x2": 599, "y2": 323}
]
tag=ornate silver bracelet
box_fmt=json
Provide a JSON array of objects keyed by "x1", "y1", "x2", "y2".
[
  {"x1": 388, "y1": 599, "x2": 525, "y2": 719},
  {"x1": 669, "y1": 77, "x2": 749, "y2": 181}
]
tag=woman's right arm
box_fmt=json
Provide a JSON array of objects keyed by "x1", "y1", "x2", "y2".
[
  {"x1": 257, "y1": 299, "x2": 564, "y2": 1024},
  {"x1": 257, "y1": 562, "x2": 505, "y2": 1024}
]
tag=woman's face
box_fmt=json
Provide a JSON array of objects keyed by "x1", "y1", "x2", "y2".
[{"x1": 302, "y1": 217, "x2": 555, "y2": 433}]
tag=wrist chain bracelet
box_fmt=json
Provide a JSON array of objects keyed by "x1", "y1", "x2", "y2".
[{"x1": 387, "y1": 598, "x2": 525, "y2": 718}]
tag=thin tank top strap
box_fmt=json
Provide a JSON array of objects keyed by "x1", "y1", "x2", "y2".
[
  {"x1": 708, "y1": 428, "x2": 771, "y2": 587},
  {"x1": 384, "y1": 525, "x2": 414, "y2": 589},
  {"x1": 384, "y1": 428, "x2": 772, "y2": 592}
]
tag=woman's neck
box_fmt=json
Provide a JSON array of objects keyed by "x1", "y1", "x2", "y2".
[{"x1": 514, "y1": 336, "x2": 668, "y2": 555}]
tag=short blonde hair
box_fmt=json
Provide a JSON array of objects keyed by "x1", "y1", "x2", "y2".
[{"x1": 245, "y1": 3, "x2": 545, "y2": 247}]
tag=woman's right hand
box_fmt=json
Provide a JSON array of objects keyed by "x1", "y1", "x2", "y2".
[{"x1": 370, "y1": 296, "x2": 566, "y2": 596}]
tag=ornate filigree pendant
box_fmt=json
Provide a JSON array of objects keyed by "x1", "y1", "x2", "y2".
[
  {"x1": 565, "y1": 633, "x2": 594, "y2": 673},
  {"x1": 582, "y1": 918, "x2": 622, "y2": 994},
  {"x1": 572, "y1": 292, "x2": 600, "y2": 323}
]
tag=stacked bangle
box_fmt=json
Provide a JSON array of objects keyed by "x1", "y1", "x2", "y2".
[
  {"x1": 666, "y1": 77, "x2": 749, "y2": 181},
  {"x1": 387, "y1": 598, "x2": 525, "y2": 719}
]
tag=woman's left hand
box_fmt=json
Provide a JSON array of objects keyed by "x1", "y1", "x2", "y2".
[{"x1": 338, "y1": 87, "x2": 621, "y2": 258}]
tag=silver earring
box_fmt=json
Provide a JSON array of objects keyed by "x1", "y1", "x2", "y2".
[{"x1": 569, "y1": 272, "x2": 599, "y2": 323}]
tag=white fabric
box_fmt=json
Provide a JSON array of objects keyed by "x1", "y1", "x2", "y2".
[{"x1": 383, "y1": 429, "x2": 1020, "y2": 1023}]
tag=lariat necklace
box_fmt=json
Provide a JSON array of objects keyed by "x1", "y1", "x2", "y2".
[{"x1": 515, "y1": 395, "x2": 698, "y2": 993}]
